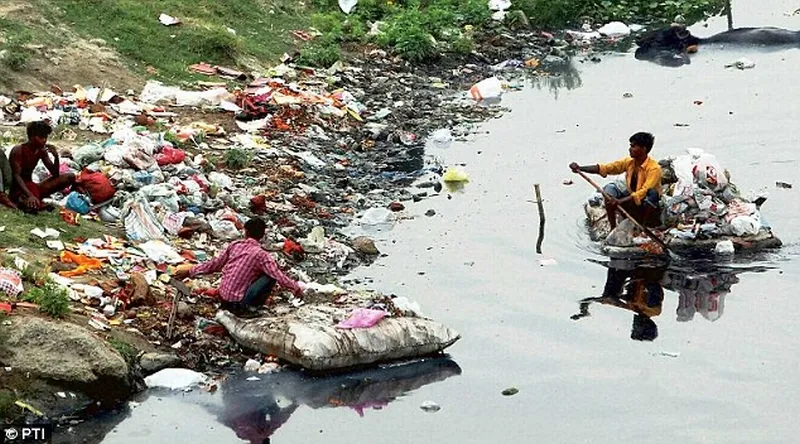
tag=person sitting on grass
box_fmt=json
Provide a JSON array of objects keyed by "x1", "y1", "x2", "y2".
[
  {"x1": 570, "y1": 132, "x2": 663, "y2": 229},
  {"x1": 9, "y1": 120, "x2": 76, "y2": 212},
  {"x1": 173, "y1": 217, "x2": 305, "y2": 314}
]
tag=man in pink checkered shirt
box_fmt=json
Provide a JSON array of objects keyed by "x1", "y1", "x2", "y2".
[{"x1": 174, "y1": 217, "x2": 305, "y2": 312}]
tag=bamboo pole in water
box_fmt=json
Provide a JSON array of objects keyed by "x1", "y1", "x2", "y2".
[
  {"x1": 726, "y1": 0, "x2": 733, "y2": 30},
  {"x1": 534, "y1": 184, "x2": 545, "y2": 254}
]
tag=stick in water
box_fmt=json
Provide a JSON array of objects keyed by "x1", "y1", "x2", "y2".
[{"x1": 534, "y1": 184, "x2": 545, "y2": 254}]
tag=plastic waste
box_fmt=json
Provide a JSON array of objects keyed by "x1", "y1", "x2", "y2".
[
  {"x1": 598, "y1": 21, "x2": 631, "y2": 37},
  {"x1": 428, "y1": 128, "x2": 454, "y2": 150},
  {"x1": 144, "y1": 368, "x2": 209, "y2": 390},
  {"x1": 336, "y1": 308, "x2": 388, "y2": 329},
  {"x1": 210, "y1": 220, "x2": 240, "y2": 240},
  {"x1": 0, "y1": 268, "x2": 24, "y2": 297},
  {"x1": 158, "y1": 13, "x2": 180, "y2": 26},
  {"x1": 209, "y1": 172, "x2": 234, "y2": 189},
  {"x1": 360, "y1": 207, "x2": 394, "y2": 226},
  {"x1": 65, "y1": 192, "x2": 92, "y2": 215},
  {"x1": 469, "y1": 77, "x2": 503, "y2": 102},
  {"x1": 420, "y1": 401, "x2": 441, "y2": 412},
  {"x1": 729, "y1": 215, "x2": 760, "y2": 236},
  {"x1": 714, "y1": 240, "x2": 735, "y2": 255},
  {"x1": 138, "y1": 240, "x2": 185, "y2": 264},
  {"x1": 488, "y1": 0, "x2": 512, "y2": 11},
  {"x1": 72, "y1": 143, "x2": 105, "y2": 167},
  {"x1": 244, "y1": 359, "x2": 261, "y2": 372},
  {"x1": 392, "y1": 297, "x2": 423, "y2": 317},
  {"x1": 442, "y1": 167, "x2": 469, "y2": 183},
  {"x1": 339, "y1": 0, "x2": 357, "y2": 14},
  {"x1": 725, "y1": 58, "x2": 755, "y2": 70}
]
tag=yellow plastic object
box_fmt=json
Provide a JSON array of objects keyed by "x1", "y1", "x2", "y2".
[{"x1": 442, "y1": 168, "x2": 469, "y2": 183}]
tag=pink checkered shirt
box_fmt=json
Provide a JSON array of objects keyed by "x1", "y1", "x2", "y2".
[{"x1": 189, "y1": 238, "x2": 300, "y2": 302}]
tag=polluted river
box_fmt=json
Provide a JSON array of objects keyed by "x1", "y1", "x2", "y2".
[{"x1": 85, "y1": 1, "x2": 800, "y2": 443}]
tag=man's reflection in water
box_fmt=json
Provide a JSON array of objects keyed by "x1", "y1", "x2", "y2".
[
  {"x1": 215, "y1": 358, "x2": 462, "y2": 443},
  {"x1": 573, "y1": 261, "x2": 750, "y2": 340},
  {"x1": 572, "y1": 265, "x2": 666, "y2": 341}
]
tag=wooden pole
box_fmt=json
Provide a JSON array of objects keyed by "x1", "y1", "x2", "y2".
[
  {"x1": 534, "y1": 184, "x2": 545, "y2": 254},
  {"x1": 726, "y1": 0, "x2": 733, "y2": 30}
]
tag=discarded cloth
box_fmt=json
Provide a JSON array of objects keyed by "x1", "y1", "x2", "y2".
[{"x1": 58, "y1": 251, "x2": 103, "y2": 277}]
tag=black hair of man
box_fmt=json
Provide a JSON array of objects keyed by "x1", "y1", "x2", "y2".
[
  {"x1": 244, "y1": 217, "x2": 267, "y2": 240},
  {"x1": 629, "y1": 132, "x2": 655, "y2": 153},
  {"x1": 27, "y1": 120, "x2": 53, "y2": 140},
  {"x1": 631, "y1": 314, "x2": 658, "y2": 341}
]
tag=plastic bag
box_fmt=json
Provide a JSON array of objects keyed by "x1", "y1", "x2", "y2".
[
  {"x1": 66, "y1": 192, "x2": 92, "y2": 215},
  {"x1": 0, "y1": 268, "x2": 24, "y2": 297},
  {"x1": 336, "y1": 308, "x2": 387, "y2": 329},
  {"x1": 72, "y1": 143, "x2": 105, "y2": 167},
  {"x1": 123, "y1": 198, "x2": 166, "y2": 241},
  {"x1": 442, "y1": 167, "x2": 469, "y2": 183},
  {"x1": 339, "y1": 0, "x2": 357, "y2": 14},
  {"x1": 144, "y1": 368, "x2": 209, "y2": 390},
  {"x1": 469, "y1": 77, "x2": 503, "y2": 101},
  {"x1": 360, "y1": 207, "x2": 394, "y2": 226},
  {"x1": 729, "y1": 215, "x2": 760, "y2": 236},
  {"x1": 692, "y1": 153, "x2": 728, "y2": 192},
  {"x1": 427, "y1": 128, "x2": 454, "y2": 150},
  {"x1": 598, "y1": 21, "x2": 631, "y2": 37},
  {"x1": 155, "y1": 146, "x2": 187, "y2": 166},
  {"x1": 76, "y1": 170, "x2": 116, "y2": 204},
  {"x1": 210, "y1": 220, "x2": 240, "y2": 240}
]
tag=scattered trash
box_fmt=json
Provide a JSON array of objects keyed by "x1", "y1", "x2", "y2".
[
  {"x1": 654, "y1": 351, "x2": 681, "y2": 358},
  {"x1": 502, "y1": 387, "x2": 519, "y2": 396},
  {"x1": 469, "y1": 77, "x2": 503, "y2": 102},
  {"x1": 144, "y1": 368, "x2": 209, "y2": 390},
  {"x1": 725, "y1": 58, "x2": 756, "y2": 70},
  {"x1": 158, "y1": 13, "x2": 181, "y2": 26},
  {"x1": 419, "y1": 401, "x2": 441, "y2": 412},
  {"x1": 776, "y1": 181, "x2": 792, "y2": 189},
  {"x1": 562, "y1": 179, "x2": 574, "y2": 186},
  {"x1": 442, "y1": 168, "x2": 469, "y2": 183},
  {"x1": 244, "y1": 359, "x2": 261, "y2": 372},
  {"x1": 714, "y1": 240, "x2": 734, "y2": 255},
  {"x1": 30, "y1": 228, "x2": 60, "y2": 239},
  {"x1": 598, "y1": 21, "x2": 631, "y2": 37},
  {"x1": 428, "y1": 128, "x2": 454, "y2": 149},
  {"x1": 622, "y1": 92, "x2": 634, "y2": 98},
  {"x1": 339, "y1": 0, "x2": 358, "y2": 14},
  {"x1": 0, "y1": 268, "x2": 24, "y2": 297},
  {"x1": 538, "y1": 258, "x2": 557, "y2": 266}
]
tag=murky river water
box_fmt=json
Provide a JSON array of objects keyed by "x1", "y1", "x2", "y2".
[{"x1": 83, "y1": 2, "x2": 800, "y2": 443}]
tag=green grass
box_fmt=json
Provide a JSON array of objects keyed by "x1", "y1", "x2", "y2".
[
  {"x1": 0, "y1": 389, "x2": 16, "y2": 419},
  {"x1": 36, "y1": 0, "x2": 312, "y2": 82},
  {"x1": 108, "y1": 338, "x2": 138, "y2": 364},
  {"x1": 0, "y1": 208, "x2": 110, "y2": 248},
  {"x1": 0, "y1": 17, "x2": 35, "y2": 71}
]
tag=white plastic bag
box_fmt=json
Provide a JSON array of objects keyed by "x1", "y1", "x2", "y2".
[
  {"x1": 598, "y1": 21, "x2": 631, "y2": 37},
  {"x1": 729, "y1": 215, "x2": 760, "y2": 236},
  {"x1": 339, "y1": 0, "x2": 358, "y2": 14},
  {"x1": 144, "y1": 368, "x2": 208, "y2": 390},
  {"x1": 469, "y1": 77, "x2": 503, "y2": 101}
]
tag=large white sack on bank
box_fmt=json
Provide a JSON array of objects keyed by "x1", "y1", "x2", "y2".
[{"x1": 216, "y1": 310, "x2": 460, "y2": 371}]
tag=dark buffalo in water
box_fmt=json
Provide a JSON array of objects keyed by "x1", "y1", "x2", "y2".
[{"x1": 635, "y1": 25, "x2": 800, "y2": 66}]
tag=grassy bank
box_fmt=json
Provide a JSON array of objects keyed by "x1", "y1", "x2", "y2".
[
  {"x1": 303, "y1": 0, "x2": 726, "y2": 66},
  {"x1": 33, "y1": 0, "x2": 311, "y2": 82}
]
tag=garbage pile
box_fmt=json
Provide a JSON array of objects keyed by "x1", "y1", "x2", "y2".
[{"x1": 660, "y1": 149, "x2": 769, "y2": 240}]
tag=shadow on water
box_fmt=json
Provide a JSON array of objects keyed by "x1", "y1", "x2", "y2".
[
  {"x1": 211, "y1": 357, "x2": 461, "y2": 443},
  {"x1": 571, "y1": 258, "x2": 773, "y2": 341}
]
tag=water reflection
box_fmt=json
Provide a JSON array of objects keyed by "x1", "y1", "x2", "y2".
[
  {"x1": 216, "y1": 358, "x2": 461, "y2": 443},
  {"x1": 572, "y1": 260, "x2": 763, "y2": 341},
  {"x1": 526, "y1": 58, "x2": 583, "y2": 98}
]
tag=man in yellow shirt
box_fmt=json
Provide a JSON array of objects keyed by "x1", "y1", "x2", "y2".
[{"x1": 570, "y1": 132, "x2": 662, "y2": 229}]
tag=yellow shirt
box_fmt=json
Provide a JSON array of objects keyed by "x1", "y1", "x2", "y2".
[{"x1": 598, "y1": 156, "x2": 662, "y2": 205}]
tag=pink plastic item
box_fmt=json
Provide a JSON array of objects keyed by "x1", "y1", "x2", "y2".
[{"x1": 336, "y1": 308, "x2": 387, "y2": 329}]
